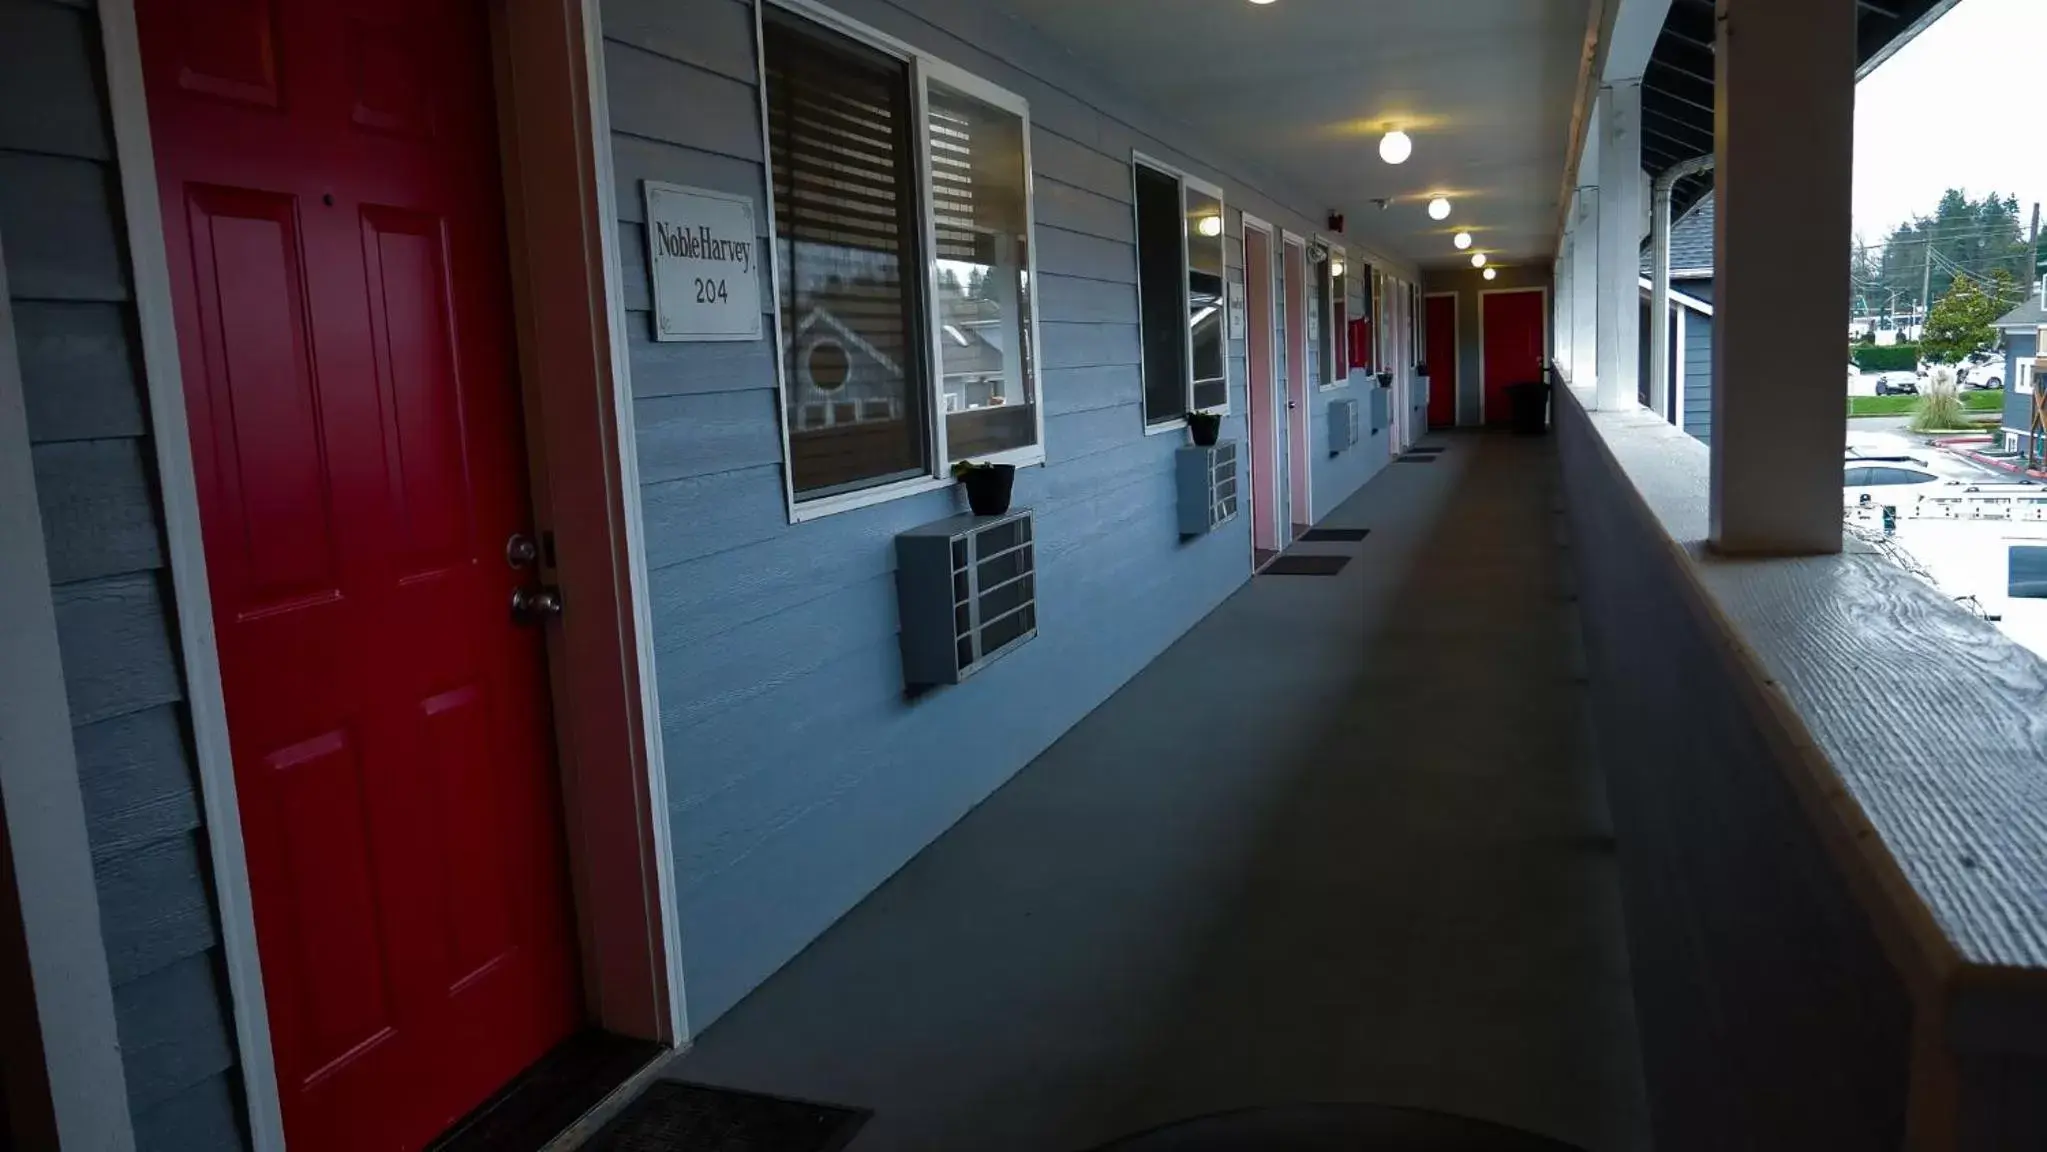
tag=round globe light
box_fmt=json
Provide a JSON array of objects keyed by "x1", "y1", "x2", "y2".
[
  {"x1": 1196, "y1": 215, "x2": 1223, "y2": 238},
  {"x1": 1482, "y1": 267, "x2": 1498, "y2": 281},
  {"x1": 1453, "y1": 231, "x2": 1473, "y2": 250},
  {"x1": 1378, "y1": 130, "x2": 1413, "y2": 165},
  {"x1": 1470, "y1": 252, "x2": 1487, "y2": 268},
  {"x1": 1427, "y1": 197, "x2": 1451, "y2": 220}
]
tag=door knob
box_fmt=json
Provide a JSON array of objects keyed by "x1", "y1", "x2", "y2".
[{"x1": 510, "y1": 584, "x2": 564, "y2": 622}]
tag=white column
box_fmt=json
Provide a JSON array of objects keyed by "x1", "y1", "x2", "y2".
[
  {"x1": 1648, "y1": 178, "x2": 1673, "y2": 419},
  {"x1": 1596, "y1": 81, "x2": 1643, "y2": 411},
  {"x1": 1555, "y1": 234, "x2": 1574, "y2": 375},
  {"x1": 1571, "y1": 189, "x2": 1600, "y2": 393},
  {"x1": 1711, "y1": 0, "x2": 1854, "y2": 554}
]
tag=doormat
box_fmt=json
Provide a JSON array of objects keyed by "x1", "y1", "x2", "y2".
[
  {"x1": 1299, "y1": 528, "x2": 1370, "y2": 542},
  {"x1": 428, "y1": 1030, "x2": 662, "y2": 1152},
  {"x1": 1395, "y1": 454, "x2": 1437, "y2": 463},
  {"x1": 1263, "y1": 554, "x2": 1350, "y2": 576},
  {"x1": 582, "y1": 1081, "x2": 869, "y2": 1152}
]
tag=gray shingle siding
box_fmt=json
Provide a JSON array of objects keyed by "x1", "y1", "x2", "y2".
[
  {"x1": 0, "y1": 3, "x2": 247, "y2": 1149},
  {"x1": 1641, "y1": 193, "x2": 1715, "y2": 276},
  {"x1": 610, "y1": 0, "x2": 1397, "y2": 1027}
]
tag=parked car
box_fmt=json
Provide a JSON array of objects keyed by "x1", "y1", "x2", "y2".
[
  {"x1": 1961, "y1": 353, "x2": 2003, "y2": 390},
  {"x1": 1843, "y1": 462, "x2": 1944, "y2": 507},
  {"x1": 1874, "y1": 373, "x2": 1918, "y2": 396}
]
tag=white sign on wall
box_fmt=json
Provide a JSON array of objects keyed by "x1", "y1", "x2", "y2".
[
  {"x1": 1226, "y1": 280, "x2": 1246, "y2": 341},
  {"x1": 643, "y1": 181, "x2": 762, "y2": 343}
]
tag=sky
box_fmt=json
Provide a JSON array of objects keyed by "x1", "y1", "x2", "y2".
[{"x1": 1853, "y1": 0, "x2": 2047, "y2": 240}]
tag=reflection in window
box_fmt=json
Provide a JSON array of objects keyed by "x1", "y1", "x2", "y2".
[
  {"x1": 1187, "y1": 188, "x2": 1226, "y2": 411},
  {"x1": 1311, "y1": 251, "x2": 1333, "y2": 389},
  {"x1": 764, "y1": 10, "x2": 931, "y2": 500},
  {"x1": 928, "y1": 81, "x2": 1037, "y2": 460}
]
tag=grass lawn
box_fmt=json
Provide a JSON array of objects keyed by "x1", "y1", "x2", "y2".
[{"x1": 1847, "y1": 390, "x2": 2004, "y2": 418}]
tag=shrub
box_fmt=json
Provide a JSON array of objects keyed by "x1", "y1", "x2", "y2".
[
  {"x1": 1910, "y1": 371, "x2": 1972, "y2": 432},
  {"x1": 1852, "y1": 343, "x2": 1920, "y2": 372}
]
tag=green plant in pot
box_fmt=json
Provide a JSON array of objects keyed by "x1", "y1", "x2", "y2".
[
  {"x1": 1184, "y1": 410, "x2": 1222, "y2": 447},
  {"x1": 952, "y1": 459, "x2": 1017, "y2": 516}
]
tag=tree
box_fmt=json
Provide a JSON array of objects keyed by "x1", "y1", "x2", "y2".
[
  {"x1": 1872, "y1": 189, "x2": 2032, "y2": 321},
  {"x1": 1910, "y1": 275, "x2": 2006, "y2": 433},
  {"x1": 1919, "y1": 276, "x2": 2003, "y2": 365}
]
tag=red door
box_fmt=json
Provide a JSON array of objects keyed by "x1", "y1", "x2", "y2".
[
  {"x1": 1481, "y1": 289, "x2": 1546, "y2": 424},
  {"x1": 1425, "y1": 294, "x2": 1458, "y2": 429},
  {"x1": 135, "y1": 2, "x2": 580, "y2": 1148}
]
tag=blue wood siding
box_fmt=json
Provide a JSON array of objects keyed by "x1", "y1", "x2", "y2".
[
  {"x1": 605, "y1": 0, "x2": 1401, "y2": 1027},
  {"x1": 0, "y1": 3, "x2": 247, "y2": 1149},
  {"x1": 2005, "y1": 331, "x2": 2036, "y2": 435},
  {"x1": 1682, "y1": 309, "x2": 1712, "y2": 444}
]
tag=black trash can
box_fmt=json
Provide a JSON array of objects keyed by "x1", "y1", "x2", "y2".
[{"x1": 1506, "y1": 380, "x2": 1550, "y2": 434}]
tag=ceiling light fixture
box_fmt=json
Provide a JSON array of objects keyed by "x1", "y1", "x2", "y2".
[
  {"x1": 1196, "y1": 215, "x2": 1223, "y2": 237},
  {"x1": 1248, "y1": 0, "x2": 1278, "y2": 5},
  {"x1": 1470, "y1": 252, "x2": 1487, "y2": 268},
  {"x1": 1378, "y1": 129, "x2": 1412, "y2": 165},
  {"x1": 1453, "y1": 231, "x2": 1473, "y2": 250},
  {"x1": 1427, "y1": 197, "x2": 1451, "y2": 220},
  {"x1": 1483, "y1": 267, "x2": 1498, "y2": 281},
  {"x1": 1330, "y1": 259, "x2": 1346, "y2": 278}
]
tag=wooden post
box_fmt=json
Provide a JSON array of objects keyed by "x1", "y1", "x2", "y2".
[{"x1": 1710, "y1": 0, "x2": 1855, "y2": 553}]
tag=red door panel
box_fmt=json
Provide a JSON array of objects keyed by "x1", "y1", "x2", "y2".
[
  {"x1": 1481, "y1": 290, "x2": 1546, "y2": 425},
  {"x1": 1425, "y1": 294, "x2": 1458, "y2": 429},
  {"x1": 136, "y1": 1, "x2": 580, "y2": 1148}
]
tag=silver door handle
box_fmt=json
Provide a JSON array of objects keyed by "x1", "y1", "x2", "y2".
[{"x1": 511, "y1": 584, "x2": 564, "y2": 622}]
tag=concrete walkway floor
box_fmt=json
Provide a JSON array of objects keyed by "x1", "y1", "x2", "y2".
[{"x1": 663, "y1": 432, "x2": 1653, "y2": 1152}]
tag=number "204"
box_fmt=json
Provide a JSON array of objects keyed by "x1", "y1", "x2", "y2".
[{"x1": 693, "y1": 278, "x2": 729, "y2": 304}]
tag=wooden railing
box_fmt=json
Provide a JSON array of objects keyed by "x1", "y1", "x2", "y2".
[{"x1": 1557, "y1": 386, "x2": 2047, "y2": 1151}]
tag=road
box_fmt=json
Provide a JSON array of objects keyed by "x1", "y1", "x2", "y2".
[{"x1": 1844, "y1": 417, "x2": 2009, "y2": 485}]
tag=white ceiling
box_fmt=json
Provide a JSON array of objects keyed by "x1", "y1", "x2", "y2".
[{"x1": 1000, "y1": 0, "x2": 1594, "y2": 271}]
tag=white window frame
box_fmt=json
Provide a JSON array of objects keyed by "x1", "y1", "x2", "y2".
[
  {"x1": 2018, "y1": 360, "x2": 2035, "y2": 395},
  {"x1": 1132, "y1": 150, "x2": 1231, "y2": 434},
  {"x1": 1314, "y1": 234, "x2": 1348, "y2": 392},
  {"x1": 760, "y1": 0, "x2": 1047, "y2": 524}
]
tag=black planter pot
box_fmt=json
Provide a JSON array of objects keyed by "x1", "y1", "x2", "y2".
[
  {"x1": 1186, "y1": 416, "x2": 1222, "y2": 447},
  {"x1": 960, "y1": 464, "x2": 1016, "y2": 516}
]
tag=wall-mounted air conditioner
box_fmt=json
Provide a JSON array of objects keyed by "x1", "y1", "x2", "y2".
[
  {"x1": 895, "y1": 510, "x2": 1037, "y2": 687},
  {"x1": 1328, "y1": 398, "x2": 1360, "y2": 455},
  {"x1": 1176, "y1": 442, "x2": 1239, "y2": 536}
]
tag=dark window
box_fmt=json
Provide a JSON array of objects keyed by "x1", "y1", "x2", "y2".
[
  {"x1": 764, "y1": 9, "x2": 932, "y2": 500},
  {"x1": 1136, "y1": 162, "x2": 1191, "y2": 424},
  {"x1": 1871, "y1": 467, "x2": 1933, "y2": 486},
  {"x1": 1843, "y1": 468, "x2": 1872, "y2": 487}
]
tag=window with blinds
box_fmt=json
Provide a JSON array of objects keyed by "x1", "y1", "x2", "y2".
[
  {"x1": 764, "y1": 8, "x2": 932, "y2": 500},
  {"x1": 763, "y1": 6, "x2": 1042, "y2": 511}
]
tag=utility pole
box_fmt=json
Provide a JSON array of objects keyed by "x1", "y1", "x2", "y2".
[{"x1": 1920, "y1": 233, "x2": 1933, "y2": 338}]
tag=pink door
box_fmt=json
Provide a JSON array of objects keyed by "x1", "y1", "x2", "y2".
[
  {"x1": 1244, "y1": 227, "x2": 1280, "y2": 560},
  {"x1": 1284, "y1": 239, "x2": 1311, "y2": 535}
]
